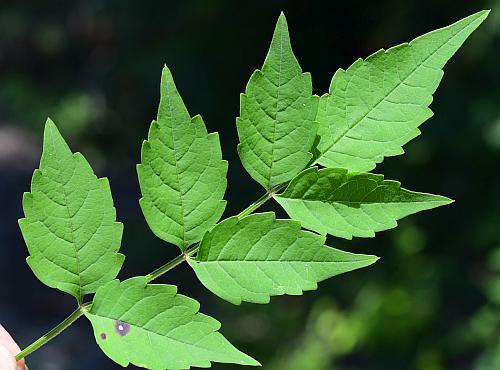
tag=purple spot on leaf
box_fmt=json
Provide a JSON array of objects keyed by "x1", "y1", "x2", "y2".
[
  {"x1": 114, "y1": 320, "x2": 131, "y2": 336},
  {"x1": 100, "y1": 333, "x2": 107, "y2": 340}
]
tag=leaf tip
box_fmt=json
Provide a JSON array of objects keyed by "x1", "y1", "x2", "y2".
[
  {"x1": 42, "y1": 117, "x2": 72, "y2": 156},
  {"x1": 160, "y1": 65, "x2": 178, "y2": 93},
  {"x1": 435, "y1": 195, "x2": 454, "y2": 206},
  {"x1": 479, "y1": 9, "x2": 491, "y2": 18},
  {"x1": 117, "y1": 252, "x2": 126, "y2": 265},
  {"x1": 467, "y1": 9, "x2": 491, "y2": 26},
  {"x1": 237, "y1": 351, "x2": 261, "y2": 367},
  {"x1": 359, "y1": 255, "x2": 380, "y2": 269},
  {"x1": 275, "y1": 11, "x2": 289, "y2": 32},
  {"x1": 161, "y1": 63, "x2": 171, "y2": 74},
  {"x1": 246, "y1": 357, "x2": 262, "y2": 367},
  {"x1": 45, "y1": 116, "x2": 56, "y2": 126},
  {"x1": 357, "y1": 254, "x2": 380, "y2": 267},
  {"x1": 43, "y1": 117, "x2": 58, "y2": 136}
]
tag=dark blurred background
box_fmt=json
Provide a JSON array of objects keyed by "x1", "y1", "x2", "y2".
[{"x1": 0, "y1": 1, "x2": 499, "y2": 369}]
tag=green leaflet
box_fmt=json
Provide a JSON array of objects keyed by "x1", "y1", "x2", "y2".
[
  {"x1": 86, "y1": 277, "x2": 259, "y2": 370},
  {"x1": 237, "y1": 13, "x2": 319, "y2": 190},
  {"x1": 188, "y1": 212, "x2": 378, "y2": 305},
  {"x1": 315, "y1": 10, "x2": 489, "y2": 171},
  {"x1": 275, "y1": 167, "x2": 452, "y2": 240},
  {"x1": 19, "y1": 119, "x2": 124, "y2": 302},
  {"x1": 138, "y1": 66, "x2": 228, "y2": 251}
]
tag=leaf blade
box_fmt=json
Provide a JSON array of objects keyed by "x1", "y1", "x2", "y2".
[
  {"x1": 237, "y1": 13, "x2": 319, "y2": 189},
  {"x1": 138, "y1": 66, "x2": 228, "y2": 251},
  {"x1": 276, "y1": 167, "x2": 452, "y2": 239},
  {"x1": 316, "y1": 10, "x2": 489, "y2": 171},
  {"x1": 19, "y1": 119, "x2": 124, "y2": 301},
  {"x1": 86, "y1": 277, "x2": 259, "y2": 369},
  {"x1": 189, "y1": 212, "x2": 378, "y2": 305}
]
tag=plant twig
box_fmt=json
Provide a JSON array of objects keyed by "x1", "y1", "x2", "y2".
[
  {"x1": 236, "y1": 184, "x2": 286, "y2": 219},
  {"x1": 145, "y1": 244, "x2": 198, "y2": 282},
  {"x1": 16, "y1": 302, "x2": 91, "y2": 361}
]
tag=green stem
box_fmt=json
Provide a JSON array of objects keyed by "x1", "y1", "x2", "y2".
[
  {"x1": 16, "y1": 303, "x2": 91, "y2": 361},
  {"x1": 236, "y1": 183, "x2": 287, "y2": 219},
  {"x1": 236, "y1": 192, "x2": 270, "y2": 219},
  {"x1": 145, "y1": 244, "x2": 198, "y2": 282}
]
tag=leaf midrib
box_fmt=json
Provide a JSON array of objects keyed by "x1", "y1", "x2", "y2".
[
  {"x1": 197, "y1": 259, "x2": 373, "y2": 264},
  {"x1": 267, "y1": 19, "x2": 285, "y2": 188},
  {"x1": 279, "y1": 196, "x2": 448, "y2": 206},
  {"x1": 165, "y1": 80, "x2": 187, "y2": 248},
  {"x1": 48, "y1": 129, "x2": 83, "y2": 301}
]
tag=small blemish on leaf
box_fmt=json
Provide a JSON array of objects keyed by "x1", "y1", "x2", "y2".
[
  {"x1": 100, "y1": 333, "x2": 107, "y2": 340},
  {"x1": 114, "y1": 320, "x2": 131, "y2": 336}
]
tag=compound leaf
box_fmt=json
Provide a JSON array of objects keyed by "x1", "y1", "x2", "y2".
[
  {"x1": 86, "y1": 277, "x2": 259, "y2": 370},
  {"x1": 188, "y1": 212, "x2": 378, "y2": 305},
  {"x1": 276, "y1": 167, "x2": 452, "y2": 239},
  {"x1": 138, "y1": 66, "x2": 228, "y2": 251},
  {"x1": 237, "y1": 13, "x2": 319, "y2": 190},
  {"x1": 316, "y1": 10, "x2": 489, "y2": 171},
  {"x1": 19, "y1": 119, "x2": 124, "y2": 302}
]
